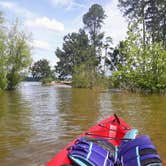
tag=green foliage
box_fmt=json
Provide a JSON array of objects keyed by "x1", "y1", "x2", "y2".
[
  {"x1": 55, "y1": 29, "x2": 90, "y2": 78},
  {"x1": 31, "y1": 59, "x2": 51, "y2": 79},
  {"x1": 0, "y1": 59, "x2": 7, "y2": 90},
  {"x1": 72, "y1": 64, "x2": 109, "y2": 89},
  {"x1": 55, "y1": 4, "x2": 107, "y2": 89},
  {"x1": 102, "y1": 36, "x2": 113, "y2": 73},
  {"x1": 0, "y1": 12, "x2": 7, "y2": 90},
  {"x1": 118, "y1": 0, "x2": 166, "y2": 46},
  {"x1": 53, "y1": 2, "x2": 166, "y2": 92},
  {"x1": 7, "y1": 72, "x2": 22, "y2": 90},
  {"x1": 105, "y1": 41, "x2": 127, "y2": 72},
  {"x1": 116, "y1": 1, "x2": 166, "y2": 92},
  {"x1": 72, "y1": 64, "x2": 92, "y2": 88},
  {"x1": 111, "y1": 22, "x2": 166, "y2": 92},
  {"x1": 41, "y1": 77, "x2": 53, "y2": 85},
  {"x1": 6, "y1": 20, "x2": 32, "y2": 90},
  {"x1": 83, "y1": 4, "x2": 106, "y2": 30},
  {"x1": 83, "y1": 4, "x2": 106, "y2": 66},
  {"x1": 0, "y1": 13, "x2": 32, "y2": 90}
]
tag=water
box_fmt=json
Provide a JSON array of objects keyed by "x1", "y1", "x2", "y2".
[{"x1": 0, "y1": 82, "x2": 165, "y2": 165}]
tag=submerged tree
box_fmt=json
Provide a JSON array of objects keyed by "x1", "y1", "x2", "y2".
[
  {"x1": 111, "y1": 22, "x2": 166, "y2": 91},
  {"x1": 6, "y1": 20, "x2": 32, "y2": 90},
  {"x1": 0, "y1": 12, "x2": 7, "y2": 90},
  {"x1": 0, "y1": 13, "x2": 32, "y2": 90}
]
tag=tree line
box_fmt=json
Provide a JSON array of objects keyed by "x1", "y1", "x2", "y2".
[
  {"x1": 108, "y1": 0, "x2": 166, "y2": 92},
  {"x1": 118, "y1": 0, "x2": 166, "y2": 47},
  {"x1": 0, "y1": 12, "x2": 32, "y2": 90},
  {"x1": 1, "y1": 1, "x2": 166, "y2": 92},
  {"x1": 51, "y1": 2, "x2": 166, "y2": 92}
]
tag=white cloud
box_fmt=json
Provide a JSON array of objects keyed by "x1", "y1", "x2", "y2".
[
  {"x1": 32, "y1": 40, "x2": 52, "y2": 50},
  {"x1": 66, "y1": 1, "x2": 86, "y2": 11},
  {"x1": 0, "y1": 1, "x2": 33, "y2": 18},
  {"x1": 50, "y1": 0, "x2": 73, "y2": 6},
  {"x1": 0, "y1": 1, "x2": 14, "y2": 8},
  {"x1": 50, "y1": 0, "x2": 86, "y2": 11},
  {"x1": 104, "y1": 0, "x2": 128, "y2": 45},
  {"x1": 0, "y1": 1, "x2": 64, "y2": 32},
  {"x1": 25, "y1": 16, "x2": 64, "y2": 32}
]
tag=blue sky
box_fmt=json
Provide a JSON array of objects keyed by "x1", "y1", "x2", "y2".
[{"x1": 0, "y1": 0, "x2": 128, "y2": 67}]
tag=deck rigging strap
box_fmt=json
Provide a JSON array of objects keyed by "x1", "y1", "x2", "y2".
[
  {"x1": 98, "y1": 114, "x2": 130, "y2": 131},
  {"x1": 85, "y1": 132, "x2": 132, "y2": 141},
  {"x1": 114, "y1": 114, "x2": 120, "y2": 125}
]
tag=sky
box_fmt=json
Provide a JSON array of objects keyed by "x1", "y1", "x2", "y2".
[{"x1": 0, "y1": 0, "x2": 128, "y2": 67}]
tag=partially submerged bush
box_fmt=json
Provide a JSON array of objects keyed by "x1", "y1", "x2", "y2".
[{"x1": 42, "y1": 77, "x2": 53, "y2": 85}]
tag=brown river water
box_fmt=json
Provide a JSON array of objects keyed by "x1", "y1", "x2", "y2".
[{"x1": 0, "y1": 82, "x2": 166, "y2": 166}]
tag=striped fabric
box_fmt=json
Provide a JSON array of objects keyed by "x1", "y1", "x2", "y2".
[
  {"x1": 118, "y1": 135, "x2": 162, "y2": 166},
  {"x1": 68, "y1": 137, "x2": 115, "y2": 166}
]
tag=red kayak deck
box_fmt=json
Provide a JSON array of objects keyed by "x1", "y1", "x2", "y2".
[{"x1": 46, "y1": 115, "x2": 131, "y2": 166}]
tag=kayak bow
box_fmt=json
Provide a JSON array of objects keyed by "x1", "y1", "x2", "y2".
[{"x1": 46, "y1": 114, "x2": 131, "y2": 166}]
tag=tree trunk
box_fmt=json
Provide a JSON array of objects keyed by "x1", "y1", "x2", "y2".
[{"x1": 142, "y1": 1, "x2": 146, "y2": 73}]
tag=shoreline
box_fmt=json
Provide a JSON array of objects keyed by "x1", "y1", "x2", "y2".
[{"x1": 43, "y1": 81, "x2": 72, "y2": 86}]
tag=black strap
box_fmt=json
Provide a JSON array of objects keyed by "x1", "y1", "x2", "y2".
[
  {"x1": 141, "y1": 158, "x2": 162, "y2": 166},
  {"x1": 139, "y1": 148, "x2": 157, "y2": 156},
  {"x1": 114, "y1": 114, "x2": 120, "y2": 125}
]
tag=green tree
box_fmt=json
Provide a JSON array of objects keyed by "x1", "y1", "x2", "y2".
[
  {"x1": 145, "y1": 0, "x2": 165, "y2": 43},
  {"x1": 72, "y1": 64, "x2": 91, "y2": 88},
  {"x1": 54, "y1": 4, "x2": 108, "y2": 88},
  {"x1": 118, "y1": 0, "x2": 166, "y2": 47},
  {"x1": 0, "y1": 12, "x2": 7, "y2": 90},
  {"x1": 31, "y1": 59, "x2": 52, "y2": 79},
  {"x1": 105, "y1": 41, "x2": 127, "y2": 72},
  {"x1": 118, "y1": 0, "x2": 146, "y2": 45},
  {"x1": 159, "y1": 0, "x2": 166, "y2": 48},
  {"x1": 82, "y1": 4, "x2": 106, "y2": 86},
  {"x1": 103, "y1": 36, "x2": 113, "y2": 74},
  {"x1": 55, "y1": 29, "x2": 90, "y2": 79},
  {"x1": 111, "y1": 22, "x2": 166, "y2": 91},
  {"x1": 83, "y1": 4, "x2": 106, "y2": 66},
  {"x1": 6, "y1": 20, "x2": 32, "y2": 90}
]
